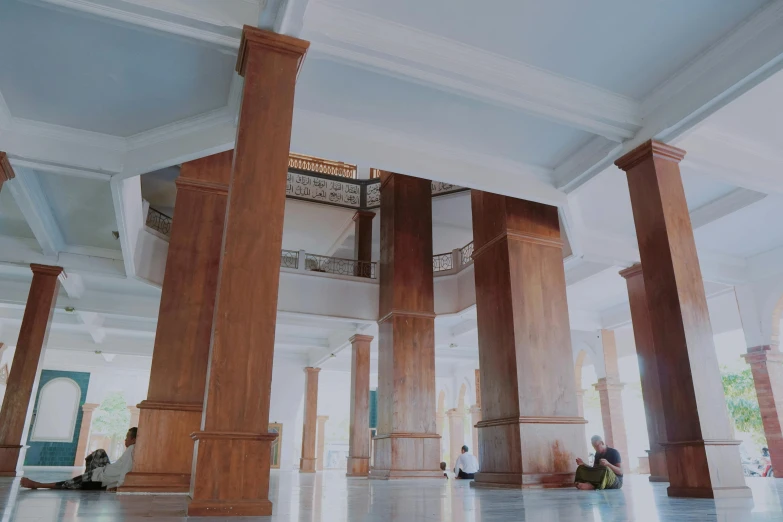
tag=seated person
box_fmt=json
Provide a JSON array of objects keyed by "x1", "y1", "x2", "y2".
[
  {"x1": 574, "y1": 435, "x2": 623, "y2": 490},
  {"x1": 453, "y1": 445, "x2": 479, "y2": 480},
  {"x1": 440, "y1": 461, "x2": 448, "y2": 478},
  {"x1": 21, "y1": 427, "x2": 137, "y2": 491}
]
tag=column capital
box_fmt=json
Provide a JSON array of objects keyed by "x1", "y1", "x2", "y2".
[
  {"x1": 82, "y1": 403, "x2": 100, "y2": 413},
  {"x1": 0, "y1": 152, "x2": 15, "y2": 183},
  {"x1": 615, "y1": 140, "x2": 686, "y2": 172},
  {"x1": 743, "y1": 346, "x2": 783, "y2": 365},
  {"x1": 30, "y1": 264, "x2": 63, "y2": 277},
  {"x1": 317, "y1": 415, "x2": 329, "y2": 422},
  {"x1": 446, "y1": 408, "x2": 463, "y2": 417},
  {"x1": 349, "y1": 334, "x2": 373, "y2": 344},
  {"x1": 236, "y1": 26, "x2": 309, "y2": 77},
  {"x1": 353, "y1": 210, "x2": 376, "y2": 222},
  {"x1": 619, "y1": 263, "x2": 643, "y2": 279},
  {"x1": 594, "y1": 377, "x2": 624, "y2": 392},
  {"x1": 175, "y1": 177, "x2": 229, "y2": 196},
  {"x1": 303, "y1": 366, "x2": 321, "y2": 374}
]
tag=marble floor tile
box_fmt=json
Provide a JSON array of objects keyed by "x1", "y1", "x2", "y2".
[{"x1": 2, "y1": 470, "x2": 782, "y2": 521}]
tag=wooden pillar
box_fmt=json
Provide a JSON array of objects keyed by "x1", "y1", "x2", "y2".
[
  {"x1": 616, "y1": 140, "x2": 748, "y2": 498},
  {"x1": 0, "y1": 152, "x2": 15, "y2": 192},
  {"x1": 447, "y1": 408, "x2": 465, "y2": 467},
  {"x1": 370, "y1": 171, "x2": 441, "y2": 479},
  {"x1": 73, "y1": 403, "x2": 98, "y2": 466},
  {"x1": 0, "y1": 264, "x2": 62, "y2": 476},
  {"x1": 187, "y1": 27, "x2": 309, "y2": 518},
  {"x1": 742, "y1": 346, "x2": 783, "y2": 473},
  {"x1": 619, "y1": 264, "x2": 669, "y2": 482},
  {"x1": 120, "y1": 151, "x2": 231, "y2": 493},
  {"x1": 470, "y1": 192, "x2": 584, "y2": 489},
  {"x1": 316, "y1": 415, "x2": 328, "y2": 471},
  {"x1": 300, "y1": 367, "x2": 320, "y2": 473},
  {"x1": 594, "y1": 330, "x2": 629, "y2": 467},
  {"x1": 347, "y1": 334, "x2": 372, "y2": 477},
  {"x1": 470, "y1": 405, "x2": 481, "y2": 461},
  {"x1": 353, "y1": 210, "x2": 375, "y2": 263}
]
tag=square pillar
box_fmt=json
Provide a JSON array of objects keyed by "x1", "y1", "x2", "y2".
[
  {"x1": 370, "y1": 172, "x2": 441, "y2": 480},
  {"x1": 347, "y1": 334, "x2": 372, "y2": 477},
  {"x1": 0, "y1": 152, "x2": 15, "y2": 192},
  {"x1": 742, "y1": 346, "x2": 783, "y2": 473},
  {"x1": 616, "y1": 140, "x2": 748, "y2": 498},
  {"x1": 0, "y1": 264, "x2": 62, "y2": 475},
  {"x1": 594, "y1": 330, "x2": 629, "y2": 467},
  {"x1": 121, "y1": 151, "x2": 232, "y2": 493},
  {"x1": 73, "y1": 403, "x2": 99, "y2": 466},
  {"x1": 620, "y1": 264, "x2": 669, "y2": 482},
  {"x1": 470, "y1": 192, "x2": 585, "y2": 489},
  {"x1": 300, "y1": 367, "x2": 320, "y2": 473},
  {"x1": 187, "y1": 27, "x2": 309, "y2": 517}
]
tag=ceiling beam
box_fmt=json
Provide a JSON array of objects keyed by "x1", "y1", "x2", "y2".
[
  {"x1": 556, "y1": 0, "x2": 783, "y2": 192},
  {"x1": 4, "y1": 166, "x2": 65, "y2": 256},
  {"x1": 688, "y1": 188, "x2": 766, "y2": 229},
  {"x1": 304, "y1": 2, "x2": 640, "y2": 141}
]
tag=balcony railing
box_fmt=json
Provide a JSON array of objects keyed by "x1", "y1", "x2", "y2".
[
  {"x1": 305, "y1": 253, "x2": 376, "y2": 279},
  {"x1": 281, "y1": 249, "x2": 299, "y2": 269},
  {"x1": 146, "y1": 207, "x2": 173, "y2": 236},
  {"x1": 432, "y1": 240, "x2": 475, "y2": 274},
  {"x1": 289, "y1": 153, "x2": 357, "y2": 179}
]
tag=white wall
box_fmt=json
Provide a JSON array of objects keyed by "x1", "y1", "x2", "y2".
[
  {"x1": 269, "y1": 356, "x2": 307, "y2": 470},
  {"x1": 316, "y1": 370, "x2": 352, "y2": 469}
]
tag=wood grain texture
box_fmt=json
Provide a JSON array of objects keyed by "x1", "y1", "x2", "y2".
[
  {"x1": 347, "y1": 334, "x2": 372, "y2": 477},
  {"x1": 300, "y1": 367, "x2": 320, "y2": 473},
  {"x1": 0, "y1": 264, "x2": 62, "y2": 476},
  {"x1": 122, "y1": 151, "x2": 231, "y2": 493},
  {"x1": 353, "y1": 211, "x2": 375, "y2": 263},
  {"x1": 617, "y1": 140, "x2": 748, "y2": 498},
  {"x1": 188, "y1": 26, "x2": 308, "y2": 517},
  {"x1": 371, "y1": 172, "x2": 441, "y2": 480},
  {"x1": 742, "y1": 346, "x2": 783, "y2": 475},
  {"x1": 620, "y1": 264, "x2": 669, "y2": 482},
  {"x1": 470, "y1": 191, "x2": 584, "y2": 489},
  {"x1": 0, "y1": 152, "x2": 15, "y2": 188}
]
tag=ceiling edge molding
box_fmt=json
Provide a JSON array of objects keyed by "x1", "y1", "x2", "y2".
[
  {"x1": 4, "y1": 168, "x2": 66, "y2": 257},
  {"x1": 36, "y1": 0, "x2": 242, "y2": 48},
  {"x1": 303, "y1": 1, "x2": 641, "y2": 140}
]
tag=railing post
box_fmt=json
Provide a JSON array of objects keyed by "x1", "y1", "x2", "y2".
[
  {"x1": 451, "y1": 248, "x2": 461, "y2": 271},
  {"x1": 298, "y1": 250, "x2": 307, "y2": 271}
]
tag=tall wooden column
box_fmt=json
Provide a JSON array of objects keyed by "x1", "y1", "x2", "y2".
[
  {"x1": 0, "y1": 152, "x2": 15, "y2": 192},
  {"x1": 447, "y1": 408, "x2": 465, "y2": 466},
  {"x1": 616, "y1": 140, "x2": 748, "y2": 498},
  {"x1": 300, "y1": 367, "x2": 320, "y2": 473},
  {"x1": 0, "y1": 264, "x2": 62, "y2": 476},
  {"x1": 743, "y1": 347, "x2": 783, "y2": 473},
  {"x1": 619, "y1": 264, "x2": 669, "y2": 482},
  {"x1": 370, "y1": 172, "x2": 441, "y2": 479},
  {"x1": 120, "y1": 151, "x2": 231, "y2": 493},
  {"x1": 73, "y1": 403, "x2": 98, "y2": 466},
  {"x1": 594, "y1": 330, "x2": 629, "y2": 466},
  {"x1": 354, "y1": 211, "x2": 375, "y2": 261},
  {"x1": 347, "y1": 334, "x2": 372, "y2": 477},
  {"x1": 471, "y1": 192, "x2": 584, "y2": 489},
  {"x1": 316, "y1": 415, "x2": 328, "y2": 471},
  {"x1": 187, "y1": 27, "x2": 309, "y2": 517}
]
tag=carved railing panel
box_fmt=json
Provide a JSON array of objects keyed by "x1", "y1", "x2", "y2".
[
  {"x1": 281, "y1": 250, "x2": 299, "y2": 269},
  {"x1": 304, "y1": 253, "x2": 376, "y2": 279},
  {"x1": 432, "y1": 252, "x2": 454, "y2": 273},
  {"x1": 460, "y1": 242, "x2": 474, "y2": 266},
  {"x1": 146, "y1": 207, "x2": 173, "y2": 236},
  {"x1": 288, "y1": 153, "x2": 357, "y2": 179}
]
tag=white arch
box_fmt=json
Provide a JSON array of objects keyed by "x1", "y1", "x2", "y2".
[{"x1": 31, "y1": 377, "x2": 81, "y2": 443}]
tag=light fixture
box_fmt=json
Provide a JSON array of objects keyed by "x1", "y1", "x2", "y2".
[
  {"x1": 449, "y1": 343, "x2": 458, "y2": 348},
  {"x1": 112, "y1": 231, "x2": 119, "y2": 240},
  {"x1": 64, "y1": 306, "x2": 75, "y2": 313}
]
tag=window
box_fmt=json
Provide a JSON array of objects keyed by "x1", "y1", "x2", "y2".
[{"x1": 30, "y1": 378, "x2": 81, "y2": 442}]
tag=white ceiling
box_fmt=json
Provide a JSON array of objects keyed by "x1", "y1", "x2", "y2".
[
  {"x1": 0, "y1": 188, "x2": 34, "y2": 239},
  {"x1": 695, "y1": 195, "x2": 783, "y2": 258},
  {"x1": 315, "y1": 0, "x2": 770, "y2": 99},
  {"x1": 0, "y1": 0, "x2": 235, "y2": 137}
]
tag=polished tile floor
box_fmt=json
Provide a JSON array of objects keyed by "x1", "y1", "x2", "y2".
[{"x1": 2, "y1": 469, "x2": 783, "y2": 521}]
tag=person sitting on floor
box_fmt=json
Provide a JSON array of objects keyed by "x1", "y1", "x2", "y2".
[
  {"x1": 440, "y1": 461, "x2": 448, "y2": 478},
  {"x1": 453, "y1": 445, "x2": 479, "y2": 480},
  {"x1": 21, "y1": 427, "x2": 137, "y2": 491},
  {"x1": 574, "y1": 434, "x2": 623, "y2": 490}
]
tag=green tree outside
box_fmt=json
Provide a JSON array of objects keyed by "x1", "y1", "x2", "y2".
[
  {"x1": 91, "y1": 391, "x2": 131, "y2": 452},
  {"x1": 721, "y1": 367, "x2": 766, "y2": 446}
]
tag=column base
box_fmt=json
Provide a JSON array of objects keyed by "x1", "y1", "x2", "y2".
[
  {"x1": 647, "y1": 446, "x2": 669, "y2": 482},
  {"x1": 649, "y1": 475, "x2": 669, "y2": 483},
  {"x1": 370, "y1": 433, "x2": 441, "y2": 480},
  {"x1": 471, "y1": 471, "x2": 576, "y2": 489},
  {"x1": 119, "y1": 472, "x2": 191, "y2": 493},
  {"x1": 118, "y1": 401, "x2": 202, "y2": 493},
  {"x1": 300, "y1": 458, "x2": 317, "y2": 473},
  {"x1": 663, "y1": 439, "x2": 749, "y2": 498},
  {"x1": 346, "y1": 456, "x2": 370, "y2": 477},
  {"x1": 188, "y1": 430, "x2": 277, "y2": 518},
  {"x1": 0, "y1": 445, "x2": 22, "y2": 476}
]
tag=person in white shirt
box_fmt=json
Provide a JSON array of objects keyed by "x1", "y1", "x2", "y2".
[
  {"x1": 21, "y1": 427, "x2": 137, "y2": 491},
  {"x1": 453, "y1": 445, "x2": 479, "y2": 479}
]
